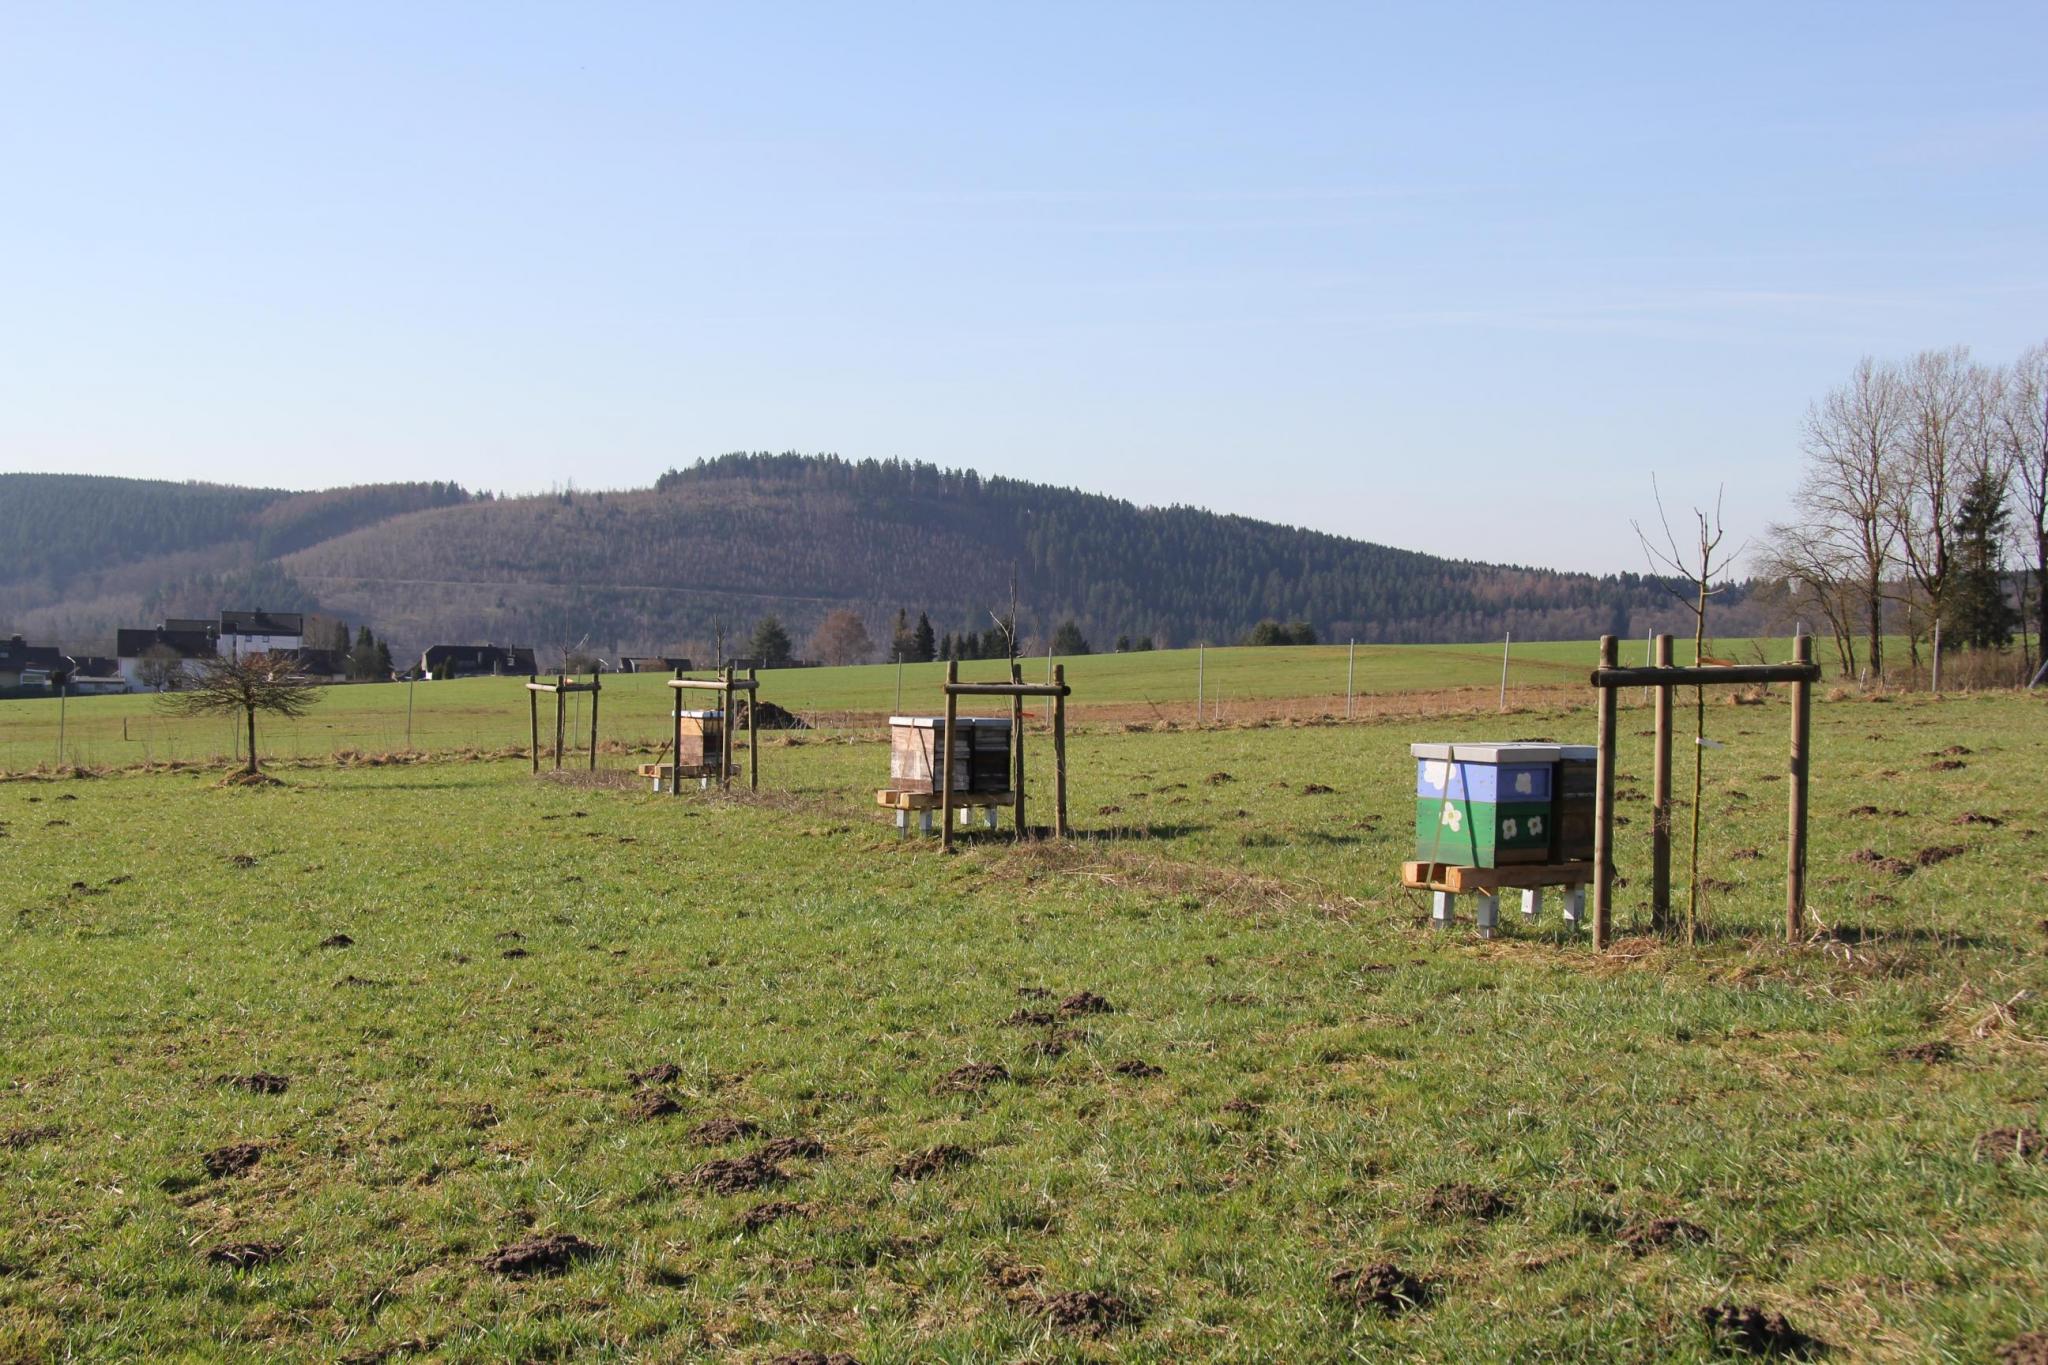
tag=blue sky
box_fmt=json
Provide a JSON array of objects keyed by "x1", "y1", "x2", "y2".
[{"x1": 3, "y1": 3, "x2": 2043, "y2": 572}]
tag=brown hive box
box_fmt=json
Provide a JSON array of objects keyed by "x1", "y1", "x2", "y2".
[
  {"x1": 889, "y1": 716, "x2": 1012, "y2": 794},
  {"x1": 673, "y1": 709, "x2": 726, "y2": 770}
]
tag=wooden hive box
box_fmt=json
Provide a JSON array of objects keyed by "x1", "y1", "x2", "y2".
[
  {"x1": 673, "y1": 709, "x2": 726, "y2": 770},
  {"x1": 1410, "y1": 742, "x2": 1559, "y2": 868},
  {"x1": 1551, "y1": 745, "x2": 1597, "y2": 863},
  {"x1": 889, "y1": 716, "x2": 1012, "y2": 794}
]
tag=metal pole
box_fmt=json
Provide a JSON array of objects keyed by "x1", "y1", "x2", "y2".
[
  {"x1": 895, "y1": 658, "x2": 903, "y2": 715},
  {"x1": 1498, "y1": 630, "x2": 1512, "y2": 711},
  {"x1": 1197, "y1": 643, "x2": 1205, "y2": 726},
  {"x1": 406, "y1": 678, "x2": 414, "y2": 750},
  {"x1": 1346, "y1": 640, "x2": 1355, "y2": 720},
  {"x1": 57, "y1": 682, "x2": 66, "y2": 766}
]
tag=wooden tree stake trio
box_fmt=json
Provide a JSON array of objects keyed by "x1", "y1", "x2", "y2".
[
  {"x1": 527, "y1": 673, "x2": 600, "y2": 772},
  {"x1": 652, "y1": 667, "x2": 760, "y2": 793},
  {"x1": 877, "y1": 659, "x2": 1072, "y2": 850}
]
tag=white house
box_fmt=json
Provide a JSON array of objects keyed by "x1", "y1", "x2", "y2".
[{"x1": 219, "y1": 610, "x2": 304, "y2": 659}]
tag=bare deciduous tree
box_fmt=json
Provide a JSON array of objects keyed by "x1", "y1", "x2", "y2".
[
  {"x1": 1636, "y1": 479, "x2": 1746, "y2": 944},
  {"x1": 809, "y1": 609, "x2": 873, "y2": 666},
  {"x1": 1889, "y1": 346, "x2": 1996, "y2": 661},
  {"x1": 1995, "y1": 341, "x2": 2047, "y2": 670},
  {"x1": 158, "y1": 651, "x2": 317, "y2": 777}
]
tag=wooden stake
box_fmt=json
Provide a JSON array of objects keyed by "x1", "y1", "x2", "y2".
[
  {"x1": 720, "y1": 668, "x2": 734, "y2": 791},
  {"x1": 1498, "y1": 629, "x2": 1512, "y2": 711},
  {"x1": 1010, "y1": 658, "x2": 1026, "y2": 837},
  {"x1": 1593, "y1": 635, "x2": 1617, "y2": 950},
  {"x1": 587, "y1": 673, "x2": 600, "y2": 772},
  {"x1": 941, "y1": 660, "x2": 959, "y2": 853},
  {"x1": 748, "y1": 667, "x2": 759, "y2": 792},
  {"x1": 1053, "y1": 663, "x2": 1068, "y2": 838},
  {"x1": 553, "y1": 675, "x2": 565, "y2": 770},
  {"x1": 670, "y1": 667, "x2": 682, "y2": 797},
  {"x1": 529, "y1": 685, "x2": 540, "y2": 773},
  {"x1": 1651, "y1": 633, "x2": 1673, "y2": 930},
  {"x1": 1346, "y1": 639, "x2": 1355, "y2": 720},
  {"x1": 1787, "y1": 632, "x2": 1812, "y2": 943}
]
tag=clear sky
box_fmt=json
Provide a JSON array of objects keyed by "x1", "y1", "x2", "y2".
[{"x1": 3, "y1": 3, "x2": 2043, "y2": 572}]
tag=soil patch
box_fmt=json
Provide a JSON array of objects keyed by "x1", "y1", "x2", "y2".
[
  {"x1": 1060, "y1": 990, "x2": 1113, "y2": 1016},
  {"x1": 1421, "y1": 1182, "x2": 1512, "y2": 1222},
  {"x1": 1931, "y1": 759, "x2": 1968, "y2": 771},
  {"x1": 688, "y1": 1153, "x2": 787, "y2": 1194},
  {"x1": 219, "y1": 771, "x2": 284, "y2": 788},
  {"x1": 218, "y1": 1073, "x2": 289, "y2": 1095},
  {"x1": 688, "y1": 1117, "x2": 761, "y2": 1145},
  {"x1": 936, "y1": 1062, "x2": 1010, "y2": 1093},
  {"x1": 1302, "y1": 783, "x2": 1335, "y2": 795},
  {"x1": 500, "y1": 947, "x2": 529, "y2": 959},
  {"x1": 1003, "y1": 1009, "x2": 1055, "y2": 1027},
  {"x1": 628, "y1": 1089, "x2": 683, "y2": 1121},
  {"x1": 742, "y1": 1200, "x2": 805, "y2": 1230},
  {"x1": 202, "y1": 1142, "x2": 264, "y2": 1178},
  {"x1": 1016, "y1": 986, "x2": 1052, "y2": 999},
  {"x1": 892, "y1": 1144, "x2": 973, "y2": 1180},
  {"x1": 1892, "y1": 1041, "x2": 1954, "y2": 1064},
  {"x1": 1697, "y1": 1303, "x2": 1822, "y2": 1357},
  {"x1": 1848, "y1": 848, "x2": 1914, "y2": 878},
  {"x1": 1955, "y1": 812, "x2": 2005, "y2": 827},
  {"x1": 205, "y1": 1241, "x2": 284, "y2": 1268},
  {"x1": 1916, "y1": 844, "x2": 1966, "y2": 867},
  {"x1": 1040, "y1": 1289, "x2": 1137, "y2": 1335},
  {"x1": 317, "y1": 933, "x2": 353, "y2": 949},
  {"x1": 1330, "y1": 1262, "x2": 1429, "y2": 1315},
  {"x1": 1998, "y1": 1331, "x2": 2048, "y2": 1365},
  {"x1": 1730, "y1": 847, "x2": 1763, "y2": 861},
  {"x1": 479, "y1": 1233, "x2": 603, "y2": 1276},
  {"x1": 628, "y1": 1061, "x2": 685, "y2": 1086},
  {"x1": 1113, "y1": 1059, "x2": 1164, "y2": 1078},
  {"x1": 1617, "y1": 1217, "x2": 1709, "y2": 1254},
  {"x1": 0, "y1": 1125, "x2": 59, "y2": 1150},
  {"x1": 757, "y1": 1135, "x2": 827, "y2": 1163},
  {"x1": 765, "y1": 1352, "x2": 859, "y2": 1365},
  {"x1": 1974, "y1": 1127, "x2": 2047, "y2": 1164}
]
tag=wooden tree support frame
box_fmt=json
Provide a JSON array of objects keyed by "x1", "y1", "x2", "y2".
[
  {"x1": 527, "y1": 673, "x2": 601, "y2": 773},
  {"x1": 665, "y1": 667, "x2": 759, "y2": 794},
  {"x1": 1587, "y1": 633, "x2": 1819, "y2": 950},
  {"x1": 937, "y1": 658, "x2": 1071, "y2": 853}
]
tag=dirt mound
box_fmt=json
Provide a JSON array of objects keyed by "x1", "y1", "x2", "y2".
[
  {"x1": 628, "y1": 1089, "x2": 682, "y2": 1121},
  {"x1": 628, "y1": 1061, "x2": 684, "y2": 1086},
  {"x1": 218, "y1": 770, "x2": 284, "y2": 788},
  {"x1": 1975, "y1": 1128, "x2": 2047, "y2": 1164},
  {"x1": 765, "y1": 1352, "x2": 858, "y2": 1365},
  {"x1": 1697, "y1": 1303, "x2": 1822, "y2": 1357},
  {"x1": 1060, "y1": 991, "x2": 1113, "y2": 1016},
  {"x1": 1330, "y1": 1262, "x2": 1429, "y2": 1314},
  {"x1": 892, "y1": 1144, "x2": 973, "y2": 1180},
  {"x1": 1, "y1": 1124, "x2": 59, "y2": 1150},
  {"x1": 1113, "y1": 1059, "x2": 1164, "y2": 1078},
  {"x1": 1421, "y1": 1182, "x2": 1512, "y2": 1222},
  {"x1": 1848, "y1": 848, "x2": 1914, "y2": 878},
  {"x1": 1892, "y1": 1041, "x2": 1954, "y2": 1063},
  {"x1": 1003, "y1": 1008, "x2": 1055, "y2": 1027},
  {"x1": 757, "y1": 1135, "x2": 827, "y2": 1163},
  {"x1": 1222, "y1": 1098, "x2": 1260, "y2": 1116},
  {"x1": 218, "y1": 1073, "x2": 289, "y2": 1095},
  {"x1": 228, "y1": 853, "x2": 258, "y2": 868},
  {"x1": 1016, "y1": 986, "x2": 1052, "y2": 999},
  {"x1": 203, "y1": 1142, "x2": 264, "y2": 1178},
  {"x1": 1931, "y1": 758, "x2": 1968, "y2": 771},
  {"x1": 688, "y1": 1117, "x2": 761, "y2": 1145},
  {"x1": 689, "y1": 1153, "x2": 787, "y2": 1193},
  {"x1": 500, "y1": 947, "x2": 529, "y2": 959},
  {"x1": 738, "y1": 700, "x2": 808, "y2": 730},
  {"x1": 1955, "y1": 811, "x2": 2005, "y2": 827},
  {"x1": 1999, "y1": 1331, "x2": 2048, "y2": 1365},
  {"x1": 1617, "y1": 1217, "x2": 1709, "y2": 1254},
  {"x1": 1204, "y1": 771, "x2": 1235, "y2": 785},
  {"x1": 317, "y1": 933, "x2": 353, "y2": 949},
  {"x1": 1916, "y1": 844, "x2": 1966, "y2": 867},
  {"x1": 1730, "y1": 847, "x2": 1764, "y2": 861},
  {"x1": 936, "y1": 1063, "x2": 1010, "y2": 1093},
  {"x1": 480, "y1": 1233, "x2": 602, "y2": 1276},
  {"x1": 205, "y1": 1240, "x2": 284, "y2": 1268},
  {"x1": 1933, "y1": 745, "x2": 1974, "y2": 756},
  {"x1": 741, "y1": 1200, "x2": 805, "y2": 1230},
  {"x1": 1302, "y1": 783, "x2": 1335, "y2": 795},
  {"x1": 1040, "y1": 1289, "x2": 1137, "y2": 1334}
]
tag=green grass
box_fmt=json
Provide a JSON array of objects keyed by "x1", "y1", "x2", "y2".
[
  {"x1": 0, "y1": 637, "x2": 1825, "y2": 772},
  {"x1": 3, "y1": 688, "x2": 2045, "y2": 1360}
]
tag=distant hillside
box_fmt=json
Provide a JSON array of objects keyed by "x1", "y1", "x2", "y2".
[{"x1": 0, "y1": 456, "x2": 1761, "y2": 659}]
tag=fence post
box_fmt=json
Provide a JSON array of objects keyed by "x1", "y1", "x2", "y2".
[
  {"x1": 1651, "y1": 634, "x2": 1673, "y2": 932},
  {"x1": 1593, "y1": 635, "x2": 1618, "y2": 951},
  {"x1": 1498, "y1": 630, "x2": 1512, "y2": 711},
  {"x1": 941, "y1": 660, "x2": 959, "y2": 853},
  {"x1": 1053, "y1": 663, "x2": 1068, "y2": 838},
  {"x1": 1196, "y1": 643, "x2": 1205, "y2": 726},
  {"x1": 1787, "y1": 633, "x2": 1813, "y2": 943},
  {"x1": 1346, "y1": 639, "x2": 1355, "y2": 720}
]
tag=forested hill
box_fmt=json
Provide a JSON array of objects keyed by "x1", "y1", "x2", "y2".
[{"x1": 1, "y1": 457, "x2": 1754, "y2": 658}]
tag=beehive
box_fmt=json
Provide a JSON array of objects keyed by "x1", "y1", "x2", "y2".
[
  {"x1": 1551, "y1": 745, "x2": 1598, "y2": 862},
  {"x1": 889, "y1": 716, "x2": 1012, "y2": 794},
  {"x1": 672, "y1": 709, "x2": 725, "y2": 770},
  {"x1": 1411, "y1": 742, "x2": 1559, "y2": 868}
]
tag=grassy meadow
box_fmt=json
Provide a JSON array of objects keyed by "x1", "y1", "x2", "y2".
[{"x1": 3, "y1": 665, "x2": 2047, "y2": 1361}]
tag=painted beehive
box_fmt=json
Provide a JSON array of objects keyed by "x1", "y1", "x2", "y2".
[
  {"x1": 672, "y1": 709, "x2": 726, "y2": 769},
  {"x1": 1551, "y1": 745, "x2": 1598, "y2": 862},
  {"x1": 1410, "y1": 742, "x2": 1558, "y2": 868},
  {"x1": 889, "y1": 716, "x2": 1012, "y2": 794}
]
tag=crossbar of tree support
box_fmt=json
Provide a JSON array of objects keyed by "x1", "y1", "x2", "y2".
[
  {"x1": 666, "y1": 667, "x2": 759, "y2": 793},
  {"x1": 527, "y1": 674, "x2": 601, "y2": 773},
  {"x1": 938, "y1": 660, "x2": 1072, "y2": 852},
  {"x1": 1585, "y1": 635, "x2": 1814, "y2": 950}
]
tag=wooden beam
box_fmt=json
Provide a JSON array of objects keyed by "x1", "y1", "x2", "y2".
[
  {"x1": 720, "y1": 668, "x2": 734, "y2": 792},
  {"x1": 944, "y1": 681, "x2": 1072, "y2": 698},
  {"x1": 1402, "y1": 861, "x2": 1596, "y2": 894},
  {"x1": 1593, "y1": 635, "x2": 1617, "y2": 950},
  {"x1": 670, "y1": 677, "x2": 759, "y2": 692},
  {"x1": 1651, "y1": 633, "x2": 1673, "y2": 931},
  {"x1": 1787, "y1": 633, "x2": 1813, "y2": 943},
  {"x1": 941, "y1": 660, "x2": 959, "y2": 853},
  {"x1": 748, "y1": 667, "x2": 759, "y2": 792},
  {"x1": 670, "y1": 667, "x2": 683, "y2": 797},
  {"x1": 1010, "y1": 660, "x2": 1026, "y2": 838},
  {"x1": 587, "y1": 672, "x2": 599, "y2": 772},
  {"x1": 1590, "y1": 662, "x2": 1821, "y2": 689},
  {"x1": 529, "y1": 684, "x2": 539, "y2": 774},
  {"x1": 553, "y1": 676, "x2": 566, "y2": 771}
]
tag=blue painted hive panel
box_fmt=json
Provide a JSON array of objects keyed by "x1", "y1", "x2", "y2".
[{"x1": 1415, "y1": 758, "x2": 1553, "y2": 803}]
